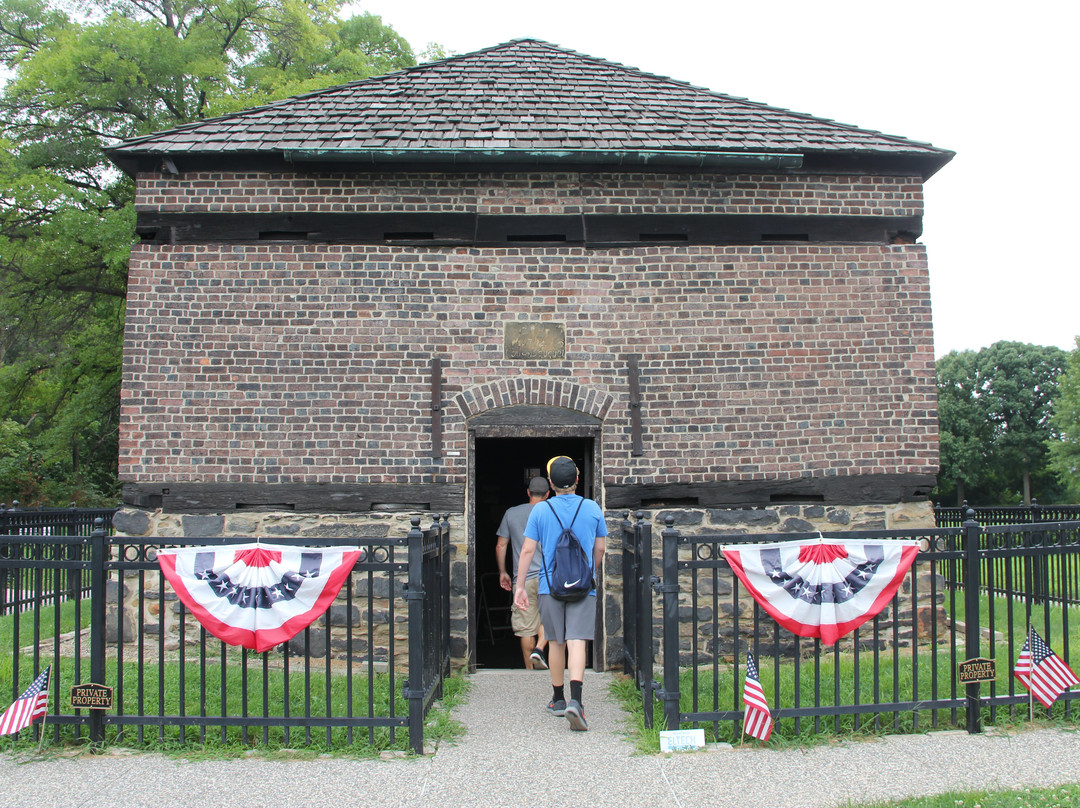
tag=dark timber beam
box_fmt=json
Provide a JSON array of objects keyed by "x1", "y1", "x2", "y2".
[{"x1": 134, "y1": 212, "x2": 923, "y2": 247}]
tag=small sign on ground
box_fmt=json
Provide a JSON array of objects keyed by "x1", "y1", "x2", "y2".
[{"x1": 659, "y1": 728, "x2": 705, "y2": 752}]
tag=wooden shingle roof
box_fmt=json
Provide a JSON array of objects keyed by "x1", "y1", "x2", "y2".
[{"x1": 108, "y1": 38, "x2": 953, "y2": 176}]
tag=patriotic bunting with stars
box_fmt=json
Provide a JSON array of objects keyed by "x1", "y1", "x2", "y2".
[
  {"x1": 722, "y1": 538, "x2": 920, "y2": 645},
  {"x1": 157, "y1": 543, "x2": 361, "y2": 653}
]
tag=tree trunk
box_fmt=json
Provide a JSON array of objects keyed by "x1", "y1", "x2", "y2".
[{"x1": 1023, "y1": 469, "x2": 1031, "y2": 506}]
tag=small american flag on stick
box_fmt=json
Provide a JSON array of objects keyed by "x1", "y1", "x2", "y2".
[
  {"x1": 1015, "y1": 628, "x2": 1079, "y2": 709},
  {"x1": 0, "y1": 666, "x2": 50, "y2": 736},
  {"x1": 742, "y1": 652, "x2": 773, "y2": 742}
]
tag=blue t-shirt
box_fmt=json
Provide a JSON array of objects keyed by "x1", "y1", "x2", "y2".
[{"x1": 524, "y1": 494, "x2": 607, "y2": 597}]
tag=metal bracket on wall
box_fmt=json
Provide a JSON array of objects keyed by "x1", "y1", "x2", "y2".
[
  {"x1": 627, "y1": 354, "x2": 643, "y2": 456},
  {"x1": 431, "y1": 356, "x2": 443, "y2": 459}
]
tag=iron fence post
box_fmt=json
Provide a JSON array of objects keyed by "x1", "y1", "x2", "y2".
[
  {"x1": 441, "y1": 515, "x2": 452, "y2": 681},
  {"x1": 404, "y1": 517, "x2": 425, "y2": 754},
  {"x1": 89, "y1": 522, "x2": 107, "y2": 745},
  {"x1": 659, "y1": 517, "x2": 680, "y2": 731},
  {"x1": 963, "y1": 510, "x2": 982, "y2": 734},
  {"x1": 637, "y1": 513, "x2": 655, "y2": 730}
]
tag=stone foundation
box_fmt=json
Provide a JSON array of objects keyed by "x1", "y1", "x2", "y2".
[{"x1": 110, "y1": 500, "x2": 942, "y2": 671}]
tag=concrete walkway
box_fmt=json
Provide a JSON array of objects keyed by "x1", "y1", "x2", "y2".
[{"x1": 3, "y1": 669, "x2": 1080, "y2": 807}]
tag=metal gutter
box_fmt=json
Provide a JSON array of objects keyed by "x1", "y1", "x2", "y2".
[{"x1": 282, "y1": 148, "x2": 804, "y2": 169}]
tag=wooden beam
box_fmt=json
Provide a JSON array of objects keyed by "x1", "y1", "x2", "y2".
[
  {"x1": 122, "y1": 483, "x2": 464, "y2": 513},
  {"x1": 605, "y1": 474, "x2": 937, "y2": 509},
  {"x1": 134, "y1": 211, "x2": 924, "y2": 246}
]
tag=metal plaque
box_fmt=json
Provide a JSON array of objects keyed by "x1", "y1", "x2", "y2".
[
  {"x1": 70, "y1": 683, "x2": 113, "y2": 710},
  {"x1": 957, "y1": 657, "x2": 997, "y2": 683},
  {"x1": 505, "y1": 322, "x2": 565, "y2": 360}
]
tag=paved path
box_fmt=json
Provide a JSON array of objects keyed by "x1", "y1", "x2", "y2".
[{"x1": 3, "y1": 669, "x2": 1080, "y2": 807}]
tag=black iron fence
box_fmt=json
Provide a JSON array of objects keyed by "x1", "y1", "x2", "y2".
[
  {"x1": 0, "y1": 505, "x2": 118, "y2": 615},
  {"x1": 0, "y1": 516, "x2": 452, "y2": 754},
  {"x1": 622, "y1": 512, "x2": 1080, "y2": 738},
  {"x1": 935, "y1": 502, "x2": 1080, "y2": 528}
]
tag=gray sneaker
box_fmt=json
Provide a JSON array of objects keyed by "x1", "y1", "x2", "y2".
[
  {"x1": 547, "y1": 698, "x2": 566, "y2": 716},
  {"x1": 565, "y1": 699, "x2": 588, "y2": 731},
  {"x1": 530, "y1": 649, "x2": 548, "y2": 670}
]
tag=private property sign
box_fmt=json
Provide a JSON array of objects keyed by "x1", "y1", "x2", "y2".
[
  {"x1": 958, "y1": 658, "x2": 997, "y2": 683},
  {"x1": 70, "y1": 683, "x2": 113, "y2": 710}
]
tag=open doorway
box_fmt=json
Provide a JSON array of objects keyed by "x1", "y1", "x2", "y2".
[{"x1": 473, "y1": 436, "x2": 594, "y2": 669}]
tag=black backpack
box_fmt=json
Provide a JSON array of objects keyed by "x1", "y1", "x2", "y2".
[{"x1": 541, "y1": 499, "x2": 594, "y2": 602}]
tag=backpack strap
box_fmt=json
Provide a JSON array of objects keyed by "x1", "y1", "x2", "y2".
[{"x1": 546, "y1": 497, "x2": 585, "y2": 530}]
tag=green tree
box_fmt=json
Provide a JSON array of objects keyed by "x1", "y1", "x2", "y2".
[
  {"x1": 934, "y1": 341, "x2": 1068, "y2": 506},
  {"x1": 936, "y1": 349, "x2": 991, "y2": 505},
  {"x1": 1048, "y1": 338, "x2": 1080, "y2": 501},
  {"x1": 0, "y1": 0, "x2": 423, "y2": 505}
]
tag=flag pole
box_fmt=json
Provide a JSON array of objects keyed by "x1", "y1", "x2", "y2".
[
  {"x1": 36, "y1": 659, "x2": 54, "y2": 754},
  {"x1": 36, "y1": 716, "x2": 48, "y2": 753},
  {"x1": 1027, "y1": 624, "x2": 1034, "y2": 723}
]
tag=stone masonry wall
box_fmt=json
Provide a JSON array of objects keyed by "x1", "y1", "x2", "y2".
[
  {"x1": 109, "y1": 502, "x2": 940, "y2": 671},
  {"x1": 603, "y1": 501, "x2": 944, "y2": 669}
]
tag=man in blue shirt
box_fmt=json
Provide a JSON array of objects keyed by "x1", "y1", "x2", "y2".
[{"x1": 514, "y1": 456, "x2": 607, "y2": 731}]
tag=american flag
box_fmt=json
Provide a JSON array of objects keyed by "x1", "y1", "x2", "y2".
[
  {"x1": 0, "y1": 667, "x2": 50, "y2": 736},
  {"x1": 1015, "y1": 628, "x2": 1079, "y2": 709},
  {"x1": 742, "y1": 652, "x2": 773, "y2": 742}
]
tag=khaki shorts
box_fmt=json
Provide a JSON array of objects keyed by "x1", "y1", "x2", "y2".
[{"x1": 512, "y1": 577, "x2": 542, "y2": 636}]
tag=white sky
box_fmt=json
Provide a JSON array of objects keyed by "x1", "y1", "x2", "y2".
[{"x1": 353, "y1": 0, "x2": 1079, "y2": 358}]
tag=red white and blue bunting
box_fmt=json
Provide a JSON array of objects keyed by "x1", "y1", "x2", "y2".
[
  {"x1": 721, "y1": 539, "x2": 921, "y2": 645},
  {"x1": 157, "y1": 543, "x2": 361, "y2": 653}
]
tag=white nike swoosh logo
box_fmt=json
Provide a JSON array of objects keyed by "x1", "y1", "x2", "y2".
[{"x1": 564, "y1": 579, "x2": 582, "y2": 587}]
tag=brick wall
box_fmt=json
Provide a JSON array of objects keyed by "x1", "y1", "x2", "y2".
[
  {"x1": 120, "y1": 239, "x2": 937, "y2": 488},
  {"x1": 135, "y1": 170, "x2": 923, "y2": 218}
]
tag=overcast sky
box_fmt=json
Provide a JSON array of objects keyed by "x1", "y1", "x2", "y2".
[{"x1": 353, "y1": 0, "x2": 1078, "y2": 358}]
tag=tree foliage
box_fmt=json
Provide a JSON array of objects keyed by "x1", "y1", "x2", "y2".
[
  {"x1": 934, "y1": 341, "x2": 1069, "y2": 506},
  {"x1": 0, "y1": 0, "x2": 424, "y2": 505},
  {"x1": 1048, "y1": 338, "x2": 1080, "y2": 501}
]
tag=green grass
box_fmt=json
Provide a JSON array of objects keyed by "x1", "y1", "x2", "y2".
[
  {"x1": 0, "y1": 597, "x2": 91, "y2": 648},
  {"x1": 844, "y1": 784, "x2": 1080, "y2": 807},
  {"x1": 2, "y1": 651, "x2": 469, "y2": 757},
  {"x1": 610, "y1": 594, "x2": 1080, "y2": 753}
]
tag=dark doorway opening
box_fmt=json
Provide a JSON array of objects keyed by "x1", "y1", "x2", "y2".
[{"x1": 474, "y1": 436, "x2": 594, "y2": 669}]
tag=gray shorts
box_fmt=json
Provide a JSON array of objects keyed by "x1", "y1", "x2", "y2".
[{"x1": 539, "y1": 594, "x2": 596, "y2": 643}]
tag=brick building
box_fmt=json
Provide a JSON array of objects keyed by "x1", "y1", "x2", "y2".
[{"x1": 107, "y1": 39, "x2": 953, "y2": 669}]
